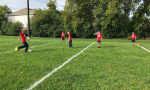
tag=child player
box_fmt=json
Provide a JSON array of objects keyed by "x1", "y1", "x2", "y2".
[
  {"x1": 16, "y1": 29, "x2": 30, "y2": 52},
  {"x1": 97, "y1": 31, "x2": 102, "y2": 48},
  {"x1": 67, "y1": 32, "x2": 73, "y2": 48},
  {"x1": 131, "y1": 32, "x2": 136, "y2": 46},
  {"x1": 61, "y1": 32, "x2": 65, "y2": 41}
]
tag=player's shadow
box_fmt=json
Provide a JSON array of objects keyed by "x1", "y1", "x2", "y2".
[
  {"x1": 102, "y1": 45, "x2": 116, "y2": 48},
  {"x1": 73, "y1": 46, "x2": 84, "y2": 49},
  {"x1": 32, "y1": 48, "x2": 57, "y2": 53}
]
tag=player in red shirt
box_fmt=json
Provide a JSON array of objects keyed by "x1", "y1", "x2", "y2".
[
  {"x1": 61, "y1": 32, "x2": 65, "y2": 41},
  {"x1": 16, "y1": 29, "x2": 30, "y2": 52},
  {"x1": 97, "y1": 32, "x2": 102, "y2": 48},
  {"x1": 131, "y1": 32, "x2": 136, "y2": 46},
  {"x1": 67, "y1": 32, "x2": 73, "y2": 48}
]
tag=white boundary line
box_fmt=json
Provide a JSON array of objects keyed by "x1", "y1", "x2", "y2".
[
  {"x1": 0, "y1": 42, "x2": 58, "y2": 55},
  {"x1": 0, "y1": 50, "x2": 15, "y2": 54},
  {"x1": 26, "y1": 42, "x2": 96, "y2": 90},
  {"x1": 139, "y1": 46, "x2": 150, "y2": 53}
]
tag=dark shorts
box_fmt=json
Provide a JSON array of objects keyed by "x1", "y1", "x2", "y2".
[
  {"x1": 62, "y1": 38, "x2": 65, "y2": 40},
  {"x1": 132, "y1": 40, "x2": 135, "y2": 42},
  {"x1": 97, "y1": 40, "x2": 101, "y2": 42}
]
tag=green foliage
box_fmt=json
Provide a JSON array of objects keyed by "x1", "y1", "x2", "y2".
[
  {"x1": 47, "y1": 0, "x2": 56, "y2": 10},
  {"x1": 0, "y1": 5, "x2": 22, "y2": 36},
  {"x1": 0, "y1": 5, "x2": 11, "y2": 28},
  {"x1": 131, "y1": 0, "x2": 150, "y2": 38},
  {"x1": 31, "y1": 1, "x2": 64, "y2": 37},
  {"x1": 64, "y1": 0, "x2": 95, "y2": 38},
  {"x1": 0, "y1": 1, "x2": 149, "y2": 38},
  {"x1": 0, "y1": 22, "x2": 23, "y2": 36},
  {"x1": 64, "y1": 0, "x2": 150, "y2": 39}
]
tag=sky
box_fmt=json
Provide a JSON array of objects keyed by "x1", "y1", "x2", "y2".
[{"x1": 0, "y1": 0, "x2": 66, "y2": 12}]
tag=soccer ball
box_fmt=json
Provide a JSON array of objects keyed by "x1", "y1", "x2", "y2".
[
  {"x1": 28, "y1": 49, "x2": 32, "y2": 53},
  {"x1": 27, "y1": 37, "x2": 30, "y2": 40}
]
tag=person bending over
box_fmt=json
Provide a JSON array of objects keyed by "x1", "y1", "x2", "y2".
[{"x1": 16, "y1": 29, "x2": 30, "y2": 52}]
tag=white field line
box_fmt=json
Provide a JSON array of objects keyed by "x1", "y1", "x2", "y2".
[
  {"x1": 26, "y1": 42, "x2": 96, "y2": 90},
  {"x1": 107, "y1": 42, "x2": 150, "y2": 53},
  {"x1": 0, "y1": 42, "x2": 58, "y2": 55},
  {"x1": 139, "y1": 46, "x2": 150, "y2": 53},
  {"x1": 0, "y1": 50, "x2": 15, "y2": 54}
]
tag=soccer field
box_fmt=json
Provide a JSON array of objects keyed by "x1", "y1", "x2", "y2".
[{"x1": 0, "y1": 36, "x2": 150, "y2": 90}]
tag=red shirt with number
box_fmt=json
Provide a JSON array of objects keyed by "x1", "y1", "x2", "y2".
[
  {"x1": 20, "y1": 32, "x2": 26, "y2": 42},
  {"x1": 97, "y1": 33, "x2": 102, "y2": 40},
  {"x1": 68, "y1": 33, "x2": 72, "y2": 40},
  {"x1": 131, "y1": 34, "x2": 136, "y2": 40},
  {"x1": 61, "y1": 33, "x2": 65, "y2": 38}
]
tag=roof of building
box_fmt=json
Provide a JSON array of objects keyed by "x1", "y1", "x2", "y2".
[{"x1": 9, "y1": 8, "x2": 35, "y2": 16}]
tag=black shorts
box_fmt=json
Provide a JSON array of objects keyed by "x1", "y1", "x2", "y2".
[
  {"x1": 132, "y1": 40, "x2": 135, "y2": 42},
  {"x1": 97, "y1": 40, "x2": 101, "y2": 42},
  {"x1": 62, "y1": 38, "x2": 65, "y2": 40}
]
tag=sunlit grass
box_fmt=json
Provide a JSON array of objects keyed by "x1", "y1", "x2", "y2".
[{"x1": 0, "y1": 36, "x2": 150, "y2": 90}]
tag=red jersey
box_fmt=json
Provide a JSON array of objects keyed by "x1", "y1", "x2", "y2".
[
  {"x1": 68, "y1": 33, "x2": 72, "y2": 40},
  {"x1": 131, "y1": 34, "x2": 136, "y2": 40},
  {"x1": 97, "y1": 33, "x2": 102, "y2": 40},
  {"x1": 61, "y1": 33, "x2": 65, "y2": 38},
  {"x1": 20, "y1": 32, "x2": 26, "y2": 42}
]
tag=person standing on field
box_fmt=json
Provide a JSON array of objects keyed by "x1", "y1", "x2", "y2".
[
  {"x1": 97, "y1": 31, "x2": 102, "y2": 48},
  {"x1": 61, "y1": 32, "x2": 65, "y2": 41},
  {"x1": 131, "y1": 32, "x2": 136, "y2": 46},
  {"x1": 67, "y1": 32, "x2": 73, "y2": 48},
  {"x1": 16, "y1": 29, "x2": 30, "y2": 52}
]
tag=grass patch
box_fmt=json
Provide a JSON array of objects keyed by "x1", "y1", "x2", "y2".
[{"x1": 0, "y1": 36, "x2": 150, "y2": 90}]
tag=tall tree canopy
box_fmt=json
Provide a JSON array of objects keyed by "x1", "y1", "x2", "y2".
[
  {"x1": 64, "y1": 0, "x2": 96, "y2": 38},
  {"x1": 31, "y1": 0, "x2": 64, "y2": 37},
  {"x1": 64, "y1": 0, "x2": 150, "y2": 38},
  {"x1": 2, "y1": 0, "x2": 149, "y2": 38},
  {"x1": 0, "y1": 5, "x2": 11, "y2": 27}
]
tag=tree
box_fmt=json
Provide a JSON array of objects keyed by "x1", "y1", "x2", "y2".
[
  {"x1": 64, "y1": 0, "x2": 96, "y2": 38},
  {"x1": 0, "y1": 5, "x2": 11, "y2": 28},
  {"x1": 132, "y1": 0, "x2": 150, "y2": 38},
  {"x1": 0, "y1": 22, "x2": 23, "y2": 36},
  {"x1": 64, "y1": 0, "x2": 150, "y2": 39},
  {"x1": 47, "y1": 0, "x2": 56, "y2": 10},
  {"x1": 92, "y1": 0, "x2": 142, "y2": 38},
  {"x1": 31, "y1": 1, "x2": 64, "y2": 37}
]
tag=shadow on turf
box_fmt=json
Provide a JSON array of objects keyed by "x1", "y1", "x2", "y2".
[
  {"x1": 31, "y1": 48, "x2": 57, "y2": 53},
  {"x1": 100, "y1": 45, "x2": 116, "y2": 48}
]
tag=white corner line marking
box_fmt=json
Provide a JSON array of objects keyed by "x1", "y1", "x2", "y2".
[
  {"x1": 0, "y1": 42, "x2": 58, "y2": 55},
  {"x1": 139, "y1": 46, "x2": 150, "y2": 53},
  {"x1": 26, "y1": 42, "x2": 96, "y2": 90}
]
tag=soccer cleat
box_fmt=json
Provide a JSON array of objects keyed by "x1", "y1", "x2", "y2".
[{"x1": 15, "y1": 47, "x2": 19, "y2": 51}]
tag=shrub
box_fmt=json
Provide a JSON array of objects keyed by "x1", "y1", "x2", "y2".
[{"x1": 0, "y1": 21, "x2": 23, "y2": 36}]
